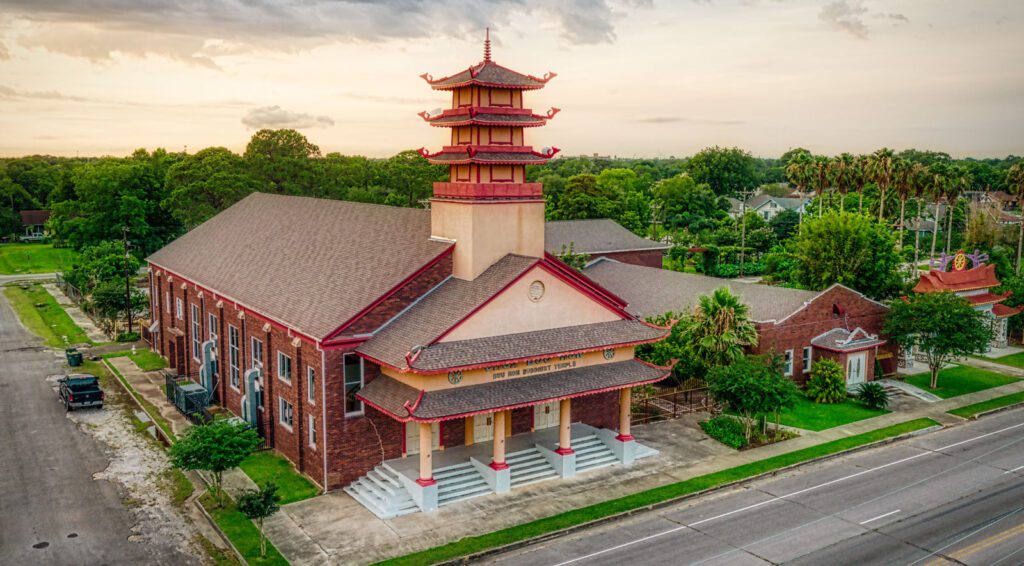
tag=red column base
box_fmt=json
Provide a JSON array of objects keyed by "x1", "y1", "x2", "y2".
[
  {"x1": 415, "y1": 477, "x2": 437, "y2": 487},
  {"x1": 615, "y1": 434, "x2": 635, "y2": 442},
  {"x1": 489, "y1": 461, "x2": 510, "y2": 471},
  {"x1": 554, "y1": 447, "x2": 575, "y2": 455}
]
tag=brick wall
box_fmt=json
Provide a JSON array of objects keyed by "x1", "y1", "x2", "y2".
[
  {"x1": 595, "y1": 249, "x2": 664, "y2": 269},
  {"x1": 339, "y1": 254, "x2": 453, "y2": 337},
  {"x1": 572, "y1": 390, "x2": 620, "y2": 431}
]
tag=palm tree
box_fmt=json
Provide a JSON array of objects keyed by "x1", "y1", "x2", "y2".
[
  {"x1": 813, "y1": 155, "x2": 830, "y2": 217},
  {"x1": 1009, "y1": 163, "x2": 1024, "y2": 274},
  {"x1": 851, "y1": 155, "x2": 868, "y2": 213},
  {"x1": 680, "y1": 287, "x2": 759, "y2": 368},
  {"x1": 785, "y1": 151, "x2": 813, "y2": 224},
  {"x1": 891, "y1": 157, "x2": 913, "y2": 249},
  {"x1": 927, "y1": 162, "x2": 949, "y2": 262},
  {"x1": 830, "y1": 153, "x2": 855, "y2": 213},
  {"x1": 910, "y1": 163, "x2": 929, "y2": 276},
  {"x1": 944, "y1": 165, "x2": 969, "y2": 256},
  {"x1": 867, "y1": 148, "x2": 895, "y2": 222}
]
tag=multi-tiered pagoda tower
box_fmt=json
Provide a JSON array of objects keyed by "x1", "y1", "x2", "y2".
[{"x1": 419, "y1": 31, "x2": 560, "y2": 281}]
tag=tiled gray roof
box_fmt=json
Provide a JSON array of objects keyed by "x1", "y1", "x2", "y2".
[
  {"x1": 428, "y1": 61, "x2": 548, "y2": 90},
  {"x1": 811, "y1": 327, "x2": 884, "y2": 351},
  {"x1": 147, "y1": 193, "x2": 452, "y2": 339},
  {"x1": 356, "y1": 255, "x2": 537, "y2": 368},
  {"x1": 746, "y1": 194, "x2": 808, "y2": 211},
  {"x1": 408, "y1": 319, "x2": 667, "y2": 372},
  {"x1": 545, "y1": 219, "x2": 670, "y2": 256},
  {"x1": 583, "y1": 260, "x2": 820, "y2": 323},
  {"x1": 358, "y1": 359, "x2": 668, "y2": 422}
]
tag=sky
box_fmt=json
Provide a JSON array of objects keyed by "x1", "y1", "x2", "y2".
[{"x1": 0, "y1": 0, "x2": 1022, "y2": 159}]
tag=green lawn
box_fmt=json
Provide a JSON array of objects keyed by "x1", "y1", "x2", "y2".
[
  {"x1": 102, "y1": 349, "x2": 167, "y2": 371},
  {"x1": 200, "y1": 491, "x2": 288, "y2": 565},
  {"x1": 0, "y1": 243, "x2": 75, "y2": 274},
  {"x1": 948, "y1": 391, "x2": 1024, "y2": 419},
  {"x1": 984, "y1": 352, "x2": 1024, "y2": 370},
  {"x1": 777, "y1": 396, "x2": 888, "y2": 431},
  {"x1": 905, "y1": 365, "x2": 1018, "y2": 399},
  {"x1": 378, "y1": 418, "x2": 939, "y2": 566},
  {"x1": 240, "y1": 451, "x2": 319, "y2": 505},
  {"x1": 4, "y1": 283, "x2": 92, "y2": 347}
]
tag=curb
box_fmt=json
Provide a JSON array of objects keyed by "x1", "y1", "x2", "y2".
[
  {"x1": 437, "y1": 422, "x2": 945, "y2": 565},
  {"x1": 962, "y1": 400, "x2": 1024, "y2": 420},
  {"x1": 101, "y1": 358, "x2": 174, "y2": 446}
]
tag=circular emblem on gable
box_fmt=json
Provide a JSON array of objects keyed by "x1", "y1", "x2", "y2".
[
  {"x1": 953, "y1": 251, "x2": 967, "y2": 271},
  {"x1": 528, "y1": 280, "x2": 545, "y2": 302},
  {"x1": 603, "y1": 349, "x2": 615, "y2": 360},
  {"x1": 447, "y1": 370, "x2": 463, "y2": 385}
]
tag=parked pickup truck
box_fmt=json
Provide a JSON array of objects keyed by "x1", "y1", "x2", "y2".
[{"x1": 58, "y1": 374, "x2": 104, "y2": 411}]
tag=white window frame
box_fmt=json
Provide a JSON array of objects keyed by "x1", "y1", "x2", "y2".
[
  {"x1": 344, "y1": 353, "x2": 364, "y2": 416},
  {"x1": 208, "y1": 313, "x2": 218, "y2": 343},
  {"x1": 228, "y1": 325, "x2": 240, "y2": 390},
  {"x1": 802, "y1": 347, "x2": 812, "y2": 374},
  {"x1": 279, "y1": 397, "x2": 294, "y2": 430},
  {"x1": 277, "y1": 351, "x2": 292, "y2": 383},
  {"x1": 191, "y1": 304, "x2": 201, "y2": 361},
  {"x1": 308, "y1": 414, "x2": 316, "y2": 449},
  {"x1": 251, "y1": 337, "x2": 263, "y2": 368},
  {"x1": 165, "y1": 291, "x2": 170, "y2": 314},
  {"x1": 175, "y1": 297, "x2": 183, "y2": 320},
  {"x1": 307, "y1": 367, "x2": 315, "y2": 404},
  {"x1": 783, "y1": 349, "x2": 794, "y2": 376}
]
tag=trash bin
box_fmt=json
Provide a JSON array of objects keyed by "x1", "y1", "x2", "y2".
[{"x1": 65, "y1": 348, "x2": 83, "y2": 367}]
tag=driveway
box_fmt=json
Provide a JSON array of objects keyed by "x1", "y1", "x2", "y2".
[{"x1": 0, "y1": 292, "x2": 185, "y2": 563}]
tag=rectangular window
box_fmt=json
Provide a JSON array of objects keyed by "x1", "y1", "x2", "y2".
[
  {"x1": 307, "y1": 367, "x2": 315, "y2": 404},
  {"x1": 229, "y1": 325, "x2": 240, "y2": 389},
  {"x1": 344, "y1": 354, "x2": 364, "y2": 416},
  {"x1": 308, "y1": 414, "x2": 316, "y2": 449},
  {"x1": 208, "y1": 313, "x2": 218, "y2": 343},
  {"x1": 802, "y1": 347, "x2": 812, "y2": 373},
  {"x1": 191, "y1": 304, "x2": 201, "y2": 360},
  {"x1": 279, "y1": 398, "x2": 294, "y2": 429},
  {"x1": 277, "y1": 351, "x2": 292, "y2": 383},
  {"x1": 784, "y1": 349, "x2": 794, "y2": 376},
  {"x1": 175, "y1": 297, "x2": 183, "y2": 319},
  {"x1": 251, "y1": 337, "x2": 263, "y2": 368},
  {"x1": 165, "y1": 291, "x2": 170, "y2": 313}
]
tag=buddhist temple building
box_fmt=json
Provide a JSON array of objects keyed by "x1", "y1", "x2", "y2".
[
  {"x1": 145, "y1": 34, "x2": 671, "y2": 518},
  {"x1": 913, "y1": 250, "x2": 1022, "y2": 350}
]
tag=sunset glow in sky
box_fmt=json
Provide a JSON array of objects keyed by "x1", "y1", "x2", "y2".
[{"x1": 1, "y1": 1, "x2": 1021, "y2": 158}]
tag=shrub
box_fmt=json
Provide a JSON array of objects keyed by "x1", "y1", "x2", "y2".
[
  {"x1": 805, "y1": 359, "x2": 847, "y2": 404},
  {"x1": 116, "y1": 331, "x2": 141, "y2": 342},
  {"x1": 856, "y1": 382, "x2": 889, "y2": 410},
  {"x1": 700, "y1": 416, "x2": 746, "y2": 449}
]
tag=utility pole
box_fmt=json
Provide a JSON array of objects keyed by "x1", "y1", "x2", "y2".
[
  {"x1": 738, "y1": 190, "x2": 755, "y2": 278},
  {"x1": 122, "y1": 226, "x2": 133, "y2": 336}
]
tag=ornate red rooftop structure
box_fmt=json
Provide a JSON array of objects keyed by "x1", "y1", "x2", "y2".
[
  {"x1": 418, "y1": 29, "x2": 560, "y2": 201},
  {"x1": 913, "y1": 250, "x2": 1022, "y2": 322}
]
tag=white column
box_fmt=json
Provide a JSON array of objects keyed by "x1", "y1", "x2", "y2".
[
  {"x1": 491, "y1": 411, "x2": 508, "y2": 470},
  {"x1": 556, "y1": 398, "x2": 573, "y2": 454},
  {"x1": 616, "y1": 388, "x2": 633, "y2": 442},
  {"x1": 416, "y1": 422, "x2": 435, "y2": 486}
]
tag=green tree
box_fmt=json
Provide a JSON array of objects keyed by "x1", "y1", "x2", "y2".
[
  {"x1": 90, "y1": 280, "x2": 148, "y2": 336},
  {"x1": 64, "y1": 240, "x2": 141, "y2": 294},
  {"x1": 556, "y1": 242, "x2": 590, "y2": 271},
  {"x1": 554, "y1": 174, "x2": 621, "y2": 220},
  {"x1": 164, "y1": 147, "x2": 258, "y2": 229},
  {"x1": 768, "y1": 209, "x2": 800, "y2": 240},
  {"x1": 653, "y1": 174, "x2": 725, "y2": 232},
  {"x1": 680, "y1": 287, "x2": 759, "y2": 368},
  {"x1": 1007, "y1": 163, "x2": 1024, "y2": 273},
  {"x1": 707, "y1": 356, "x2": 797, "y2": 441},
  {"x1": 236, "y1": 482, "x2": 281, "y2": 558},
  {"x1": 244, "y1": 129, "x2": 321, "y2": 195},
  {"x1": 169, "y1": 420, "x2": 261, "y2": 507},
  {"x1": 792, "y1": 211, "x2": 902, "y2": 300},
  {"x1": 785, "y1": 150, "x2": 813, "y2": 205},
  {"x1": 381, "y1": 149, "x2": 446, "y2": 207},
  {"x1": 804, "y1": 359, "x2": 847, "y2": 404},
  {"x1": 867, "y1": 148, "x2": 896, "y2": 221},
  {"x1": 884, "y1": 292, "x2": 992, "y2": 389},
  {"x1": 687, "y1": 146, "x2": 760, "y2": 196}
]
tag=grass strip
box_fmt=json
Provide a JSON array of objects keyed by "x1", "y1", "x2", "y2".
[
  {"x1": 199, "y1": 491, "x2": 288, "y2": 565},
  {"x1": 104, "y1": 359, "x2": 177, "y2": 442},
  {"x1": 948, "y1": 391, "x2": 1024, "y2": 419},
  {"x1": 904, "y1": 365, "x2": 1018, "y2": 399},
  {"x1": 777, "y1": 396, "x2": 888, "y2": 431},
  {"x1": 4, "y1": 283, "x2": 92, "y2": 347},
  {"x1": 378, "y1": 417, "x2": 939, "y2": 566},
  {"x1": 240, "y1": 451, "x2": 319, "y2": 505},
  {"x1": 0, "y1": 243, "x2": 76, "y2": 275},
  {"x1": 982, "y1": 352, "x2": 1024, "y2": 370},
  {"x1": 102, "y1": 349, "x2": 168, "y2": 371}
]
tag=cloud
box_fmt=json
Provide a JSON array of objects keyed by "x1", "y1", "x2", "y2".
[
  {"x1": 241, "y1": 106, "x2": 335, "y2": 130},
  {"x1": 819, "y1": 0, "x2": 869, "y2": 39},
  {"x1": 0, "y1": 41, "x2": 10, "y2": 60},
  {"x1": 0, "y1": 84, "x2": 95, "y2": 102},
  {"x1": 1, "y1": 0, "x2": 653, "y2": 65},
  {"x1": 637, "y1": 116, "x2": 745, "y2": 125}
]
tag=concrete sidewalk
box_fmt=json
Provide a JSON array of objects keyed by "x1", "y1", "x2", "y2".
[
  {"x1": 262, "y1": 368, "x2": 1024, "y2": 566},
  {"x1": 41, "y1": 282, "x2": 108, "y2": 343}
]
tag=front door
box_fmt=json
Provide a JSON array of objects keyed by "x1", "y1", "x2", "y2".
[
  {"x1": 847, "y1": 352, "x2": 866, "y2": 386},
  {"x1": 473, "y1": 413, "x2": 494, "y2": 443},
  {"x1": 533, "y1": 401, "x2": 560, "y2": 430},
  {"x1": 405, "y1": 422, "x2": 440, "y2": 455}
]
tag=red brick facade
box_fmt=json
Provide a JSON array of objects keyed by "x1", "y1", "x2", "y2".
[
  {"x1": 594, "y1": 249, "x2": 664, "y2": 269},
  {"x1": 752, "y1": 285, "x2": 896, "y2": 385}
]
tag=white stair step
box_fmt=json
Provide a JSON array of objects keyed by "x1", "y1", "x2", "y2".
[
  {"x1": 510, "y1": 461, "x2": 552, "y2": 477},
  {"x1": 438, "y1": 476, "x2": 487, "y2": 493},
  {"x1": 365, "y1": 471, "x2": 397, "y2": 495},
  {"x1": 434, "y1": 465, "x2": 477, "y2": 480},
  {"x1": 438, "y1": 485, "x2": 492, "y2": 505},
  {"x1": 511, "y1": 469, "x2": 558, "y2": 486}
]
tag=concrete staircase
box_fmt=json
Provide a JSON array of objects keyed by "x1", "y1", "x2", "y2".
[
  {"x1": 436, "y1": 461, "x2": 492, "y2": 507},
  {"x1": 508, "y1": 447, "x2": 558, "y2": 488},
  {"x1": 343, "y1": 464, "x2": 418, "y2": 519},
  {"x1": 574, "y1": 434, "x2": 618, "y2": 473}
]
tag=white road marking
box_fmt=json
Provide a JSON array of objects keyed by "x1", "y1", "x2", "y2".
[
  {"x1": 1002, "y1": 465, "x2": 1024, "y2": 475},
  {"x1": 550, "y1": 421, "x2": 1024, "y2": 566},
  {"x1": 860, "y1": 509, "x2": 901, "y2": 525}
]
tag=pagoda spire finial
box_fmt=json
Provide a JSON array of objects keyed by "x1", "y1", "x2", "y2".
[{"x1": 484, "y1": 27, "x2": 491, "y2": 62}]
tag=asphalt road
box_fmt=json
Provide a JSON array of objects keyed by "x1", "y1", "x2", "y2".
[
  {"x1": 488, "y1": 408, "x2": 1024, "y2": 566},
  {"x1": 0, "y1": 291, "x2": 153, "y2": 564}
]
